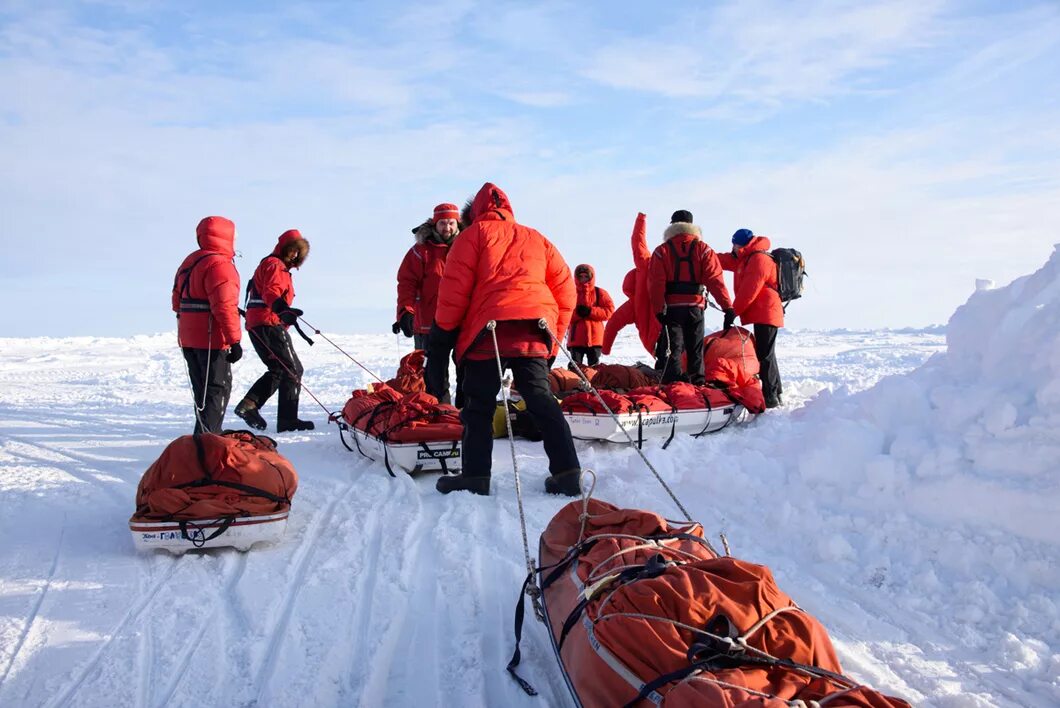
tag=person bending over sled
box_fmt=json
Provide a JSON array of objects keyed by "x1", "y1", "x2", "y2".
[
  {"x1": 566, "y1": 264, "x2": 614, "y2": 366},
  {"x1": 429, "y1": 182, "x2": 583, "y2": 497},
  {"x1": 172, "y1": 216, "x2": 243, "y2": 434},
  {"x1": 648, "y1": 210, "x2": 734, "y2": 385},
  {"x1": 719, "y1": 228, "x2": 785, "y2": 408},
  {"x1": 234, "y1": 230, "x2": 314, "y2": 432}
]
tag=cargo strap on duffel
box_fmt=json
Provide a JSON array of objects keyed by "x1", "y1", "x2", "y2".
[
  {"x1": 506, "y1": 529, "x2": 716, "y2": 698},
  {"x1": 620, "y1": 607, "x2": 858, "y2": 708},
  {"x1": 173, "y1": 432, "x2": 293, "y2": 506}
]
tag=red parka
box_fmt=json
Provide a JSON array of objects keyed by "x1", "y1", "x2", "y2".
[
  {"x1": 603, "y1": 212, "x2": 661, "y2": 355},
  {"x1": 648, "y1": 223, "x2": 733, "y2": 315},
  {"x1": 434, "y1": 183, "x2": 575, "y2": 361},
  {"x1": 245, "y1": 230, "x2": 308, "y2": 329},
  {"x1": 395, "y1": 224, "x2": 452, "y2": 336},
  {"x1": 718, "y1": 235, "x2": 784, "y2": 327},
  {"x1": 172, "y1": 216, "x2": 241, "y2": 350},
  {"x1": 567, "y1": 265, "x2": 615, "y2": 348}
]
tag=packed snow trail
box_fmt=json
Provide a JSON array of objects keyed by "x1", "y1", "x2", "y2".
[{"x1": 0, "y1": 265, "x2": 1056, "y2": 707}]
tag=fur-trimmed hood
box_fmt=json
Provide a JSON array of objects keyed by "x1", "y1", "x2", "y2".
[
  {"x1": 412, "y1": 219, "x2": 460, "y2": 245},
  {"x1": 663, "y1": 222, "x2": 701, "y2": 241},
  {"x1": 272, "y1": 229, "x2": 310, "y2": 268}
]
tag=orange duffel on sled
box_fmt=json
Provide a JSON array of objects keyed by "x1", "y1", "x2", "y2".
[
  {"x1": 509, "y1": 499, "x2": 910, "y2": 708},
  {"x1": 591, "y1": 363, "x2": 659, "y2": 392},
  {"x1": 386, "y1": 350, "x2": 427, "y2": 395},
  {"x1": 130, "y1": 431, "x2": 298, "y2": 553},
  {"x1": 335, "y1": 384, "x2": 463, "y2": 475}
]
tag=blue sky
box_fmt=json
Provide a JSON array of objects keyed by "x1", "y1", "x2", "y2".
[{"x1": 2, "y1": 0, "x2": 1059, "y2": 336}]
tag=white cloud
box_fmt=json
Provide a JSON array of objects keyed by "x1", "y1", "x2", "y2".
[{"x1": 581, "y1": 0, "x2": 945, "y2": 108}]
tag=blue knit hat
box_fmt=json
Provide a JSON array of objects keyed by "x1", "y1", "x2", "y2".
[{"x1": 732, "y1": 228, "x2": 754, "y2": 246}]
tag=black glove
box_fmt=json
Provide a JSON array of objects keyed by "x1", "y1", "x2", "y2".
[
  {"x1": 723, "y1": 308, "x2": 736, "y2": 331},
  {"x1": 575, "y1": 304, "x2": 591, "y2": 318},
  {"x1": 398, "y1": 311, "x2": 415, "y2": 338},
  {"x1": 279, "y1": 307, "x2": 304, "y2": 326},
  {"x1": 428, "y1": 322, "x2": 459, "y2": 352},
  {"x1": 655, "y1": 311, "x2": 667, "y2": 324},
  {"x1": 391, "y1": 321, "x2": 401, "y2": 335},
  {"x1": 226, "y1": 342, "x2": 243, "y2": 363}
]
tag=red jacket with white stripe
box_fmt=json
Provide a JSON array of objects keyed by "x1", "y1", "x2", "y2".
[{"x1": 171, "y1": 216, "x2": 241, "y2": 350}]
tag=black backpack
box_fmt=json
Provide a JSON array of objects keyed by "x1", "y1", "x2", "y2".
[{"x1": 753, "y1": 248, "x2": 806, "y2": 305}]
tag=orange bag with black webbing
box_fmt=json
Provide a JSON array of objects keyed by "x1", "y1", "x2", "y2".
[
  {"x1": 508, "y1": 499, "x2": 910, "y2": 708},
  {"x1": 132, "y1": 431, "x2": 297, "y2": 522}
]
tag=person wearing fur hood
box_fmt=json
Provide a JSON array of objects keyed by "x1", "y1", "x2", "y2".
[
  {"x1": 395, "y1": 203, "x2": 462, "y2": 350},
  {"x1": 648, "y1": 210, "x2": 734, "y2": 385},
  {"x1": 233, "y1": 229, "x2": 314, "y2": 433}
]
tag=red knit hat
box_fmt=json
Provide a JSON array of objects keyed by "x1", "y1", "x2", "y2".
[{"x1": 432, "y1": 203, "x2": 459, "y2": 223}]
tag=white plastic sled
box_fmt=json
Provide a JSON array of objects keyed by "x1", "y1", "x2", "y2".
[
  {"x1": 565, "y1": 404, "x2": 748, "y2": 447},
  {"x1": 341, "y1": 424, "x2": 462, "y2": 476},
  {"x1": 129, "y1": 511, "x2": 289, "y2": 554}
]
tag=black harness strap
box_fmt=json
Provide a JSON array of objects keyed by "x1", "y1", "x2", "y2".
[
  {"x1": 664, "y1": 240, "x2": 700, "y2": 295},
  {"x1": 175, "y1": 253, "x2": 223, "y2": 313}
]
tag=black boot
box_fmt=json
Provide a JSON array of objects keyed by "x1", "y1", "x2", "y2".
[
  {"x1": 234, "y1": 398, "x2": 267, "y2": 431},
  {"x1": 435, "y1": 474, "x2": 490, "y2": 496},
  {"x1": 765, "y1": 393, "x2": 783, "y2": 409},
  {"x1": 545, "y1": 469, "x2": 582, "y2": 497},
  {"x1": 277, "y1": 418, "x2": 315, "y2": 432}
]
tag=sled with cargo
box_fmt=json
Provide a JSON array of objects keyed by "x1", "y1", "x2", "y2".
[
  {"x1": 130, "y1": 430, "x2": 298, "y2": 554},
  {"x1": 508, "y1": 499, "x2": 912, "y2": 707},
  {"x1": 333, "y1": 383, "x2": 463, "y2": 476}
]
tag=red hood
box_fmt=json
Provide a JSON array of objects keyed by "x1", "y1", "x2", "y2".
[
  {"x1": 575, "y1": 263, "x2": 596, "y2": 287},
  {"x1": 195, "y1": 216, "x2": 236, "y2": 257},
  {"x1": 273, "y1": 229, "x2": 303, "y2": 256},
  {"x1": 468, "y1": 182, "x2": 514, "y2": 224},
  {"x1": 735, "y1": 235, "x2": 772, "y2": 257},
  {"x1": 621, "y1": 268, "x2": 636, "y2": 298}
]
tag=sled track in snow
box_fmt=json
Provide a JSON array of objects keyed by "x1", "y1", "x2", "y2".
[
  {"x1": 251, "y1": 478, "x2": 358, "y2": 704},
  {"x1": 0, "y1": 524, "x2": 65, "y2": 698},
  {"x1": 44, "y1": 555, "x2": 182, "y2": 708},
  {"x1": 151, "y1": 552, "x2": 248, "y2": 708}
]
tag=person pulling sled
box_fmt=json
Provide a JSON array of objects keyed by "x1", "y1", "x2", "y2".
[
  {"x1": 234, "y1": 229, "x2": 314, "y2": 432},
  {"x1": 171, "y1": 216, "x2": 243, "y2": 434},
  {"x1": 428, "y1": 182, "x2": 583, "y2": 497}
]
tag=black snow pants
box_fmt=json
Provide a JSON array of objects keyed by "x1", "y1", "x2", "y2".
[
  {"x1": 460, "y1": 357, "x2": 580, "y2": 479},
  {"x1": 656, "y1": 305, "x2": 706, "y2": 385},
  {"x1": 182, "y1": 347, "x2": 232, "y2": 434},
  {"x1": 245, "y1": 325, "x2": 303, "y2": 422},
  {"x1": 424, "y1": 331, "x2": 465, "y2": 408},
  {"x1": 569, "y1": 346, "x2": 601, "y2": 367},
  {"x1": 753, "y1": 324, "x2": 783, "y2": 404}
]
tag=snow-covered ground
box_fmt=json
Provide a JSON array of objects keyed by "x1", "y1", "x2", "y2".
[{"x1": 1, "y1": 251, "x2": 1058, "y2": 706}]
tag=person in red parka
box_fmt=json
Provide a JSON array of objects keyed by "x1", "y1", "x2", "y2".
[
  {"x1": 648, "y1": 210, "x2": 733, "y2": 385},
  {"x1": 171, "y1": 216, "x2": 243, "y2": 434},
  {"x1": 429, "y1": 182, "x2": 582, "y2": 497},
  {"x1": 718, "y1": 228, "x2": 784, "y2": 408},
  {"x1": 394, "y1": 203, "x2": 461, "y2": 349},
  {"x1": 233, "y1": 229, "x2": 313, "y2": 432},
  {"x1": 566, "y1": 264, "x2": 614, "y2": 366}
]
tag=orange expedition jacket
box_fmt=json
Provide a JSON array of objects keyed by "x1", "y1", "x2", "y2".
[
  {"x1": 172, "y1": 216, "x2": 242, "y2": 350},
  {"x1": 567, "y1": 265, "x2": 614, "y2": 348},
  {"x1": 433, "y1": 182, "x2": 575, "y2": 361},
  {"x1": 395, "y1": 223, "x2": 453, "y2": 335},
  {"x1": 648, "y1": 223, "x2": 732, "y2": 315},
  {"x1": 718, "y1": 235, "x2": 784, "y2": 327},
  {"x1": 245, "y1": 229, "x2": 307, "y2": 329}
]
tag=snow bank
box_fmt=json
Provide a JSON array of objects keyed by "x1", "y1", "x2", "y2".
[{"x1": 669, "y1": 245, "x2": 1060, "y2": 703}]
